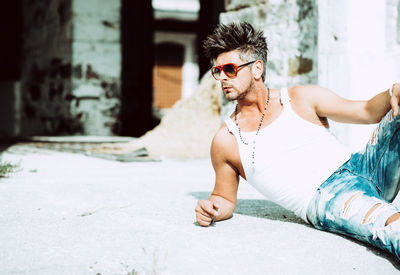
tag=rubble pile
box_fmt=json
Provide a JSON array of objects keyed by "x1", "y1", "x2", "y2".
[{"x1": 101, "y1": 73, "x2": 222, "y2": 158}]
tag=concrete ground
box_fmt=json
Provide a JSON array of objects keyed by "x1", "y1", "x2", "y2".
[{"x1": 1, "y1": 143, "x2": 400, "y2": 275}]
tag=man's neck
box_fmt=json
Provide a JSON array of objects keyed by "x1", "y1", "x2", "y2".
[{"x1": 236, "y1": 83, "x2": 269, "y2": 116}]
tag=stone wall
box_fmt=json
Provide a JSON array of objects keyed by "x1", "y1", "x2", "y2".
[
  {"x1": 70, "y1": 0, "x2": 121, "y2": 135},
  {"x1": 21, "y1": 0, "x2": 74, "y2": 135},
  {"x1": 219, "y1": 0, "x2": 318, "y2": 119},
  {"x1": 21, "y1": 0, "x2": 121, "y2": 136}
]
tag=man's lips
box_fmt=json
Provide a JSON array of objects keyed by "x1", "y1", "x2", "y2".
[{"x1": 222, "y1": 86, "x2": 232, "y2": 92}]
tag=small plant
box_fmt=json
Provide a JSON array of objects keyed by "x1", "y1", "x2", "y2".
[
  {"x1": 126, "y1": 270, "x2": 138, "y2": 275},
  {"x1": 0, "y1": 159, "x2": 19, "y2": 177}
]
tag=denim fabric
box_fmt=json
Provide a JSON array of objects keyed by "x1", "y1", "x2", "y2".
[{"x1": 307, "y1": 110, "x2": 400, "y2": 258}]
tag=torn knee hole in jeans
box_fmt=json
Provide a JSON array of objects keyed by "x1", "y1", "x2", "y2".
[
  {"x1": 341, "y1": 192, "x2": 386, "y2": 224},
  {"x1": 342, "y1": 192, "x2": 391, "y2": 224},
  {"x1": 362, "y1": 203, "x2": 384, "y2": 224},
  {"x1": 385, "y1": 212, "x2": 400, "y2": 226},
  {"x1": 342, "y1": 191, "x2": 364, "y2": 219},
  {"x1": 373, "y1": 211, "x2": 400, "y2": 244}
]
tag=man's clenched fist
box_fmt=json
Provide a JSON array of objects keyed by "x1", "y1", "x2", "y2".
[{"x1": 195, "y1": 200, "x2": 220, "y2": 226}]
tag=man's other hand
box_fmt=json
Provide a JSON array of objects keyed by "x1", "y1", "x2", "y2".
[
  {"x1": 195, "y1": 200, "x2": 220, "y2": 227},
  {"x1": 390, "y1": 83, "x2": 400, "y2": 117}
]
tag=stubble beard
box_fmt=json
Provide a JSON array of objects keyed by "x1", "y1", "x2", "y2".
[
  {"x1": 224, "y1": 90, "x2": 241, "y2": 101},
  {"x1": 222, "y1": 80, "x2": 252, "y2": 102}
]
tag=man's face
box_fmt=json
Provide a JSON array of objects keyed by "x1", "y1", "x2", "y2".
[{"x1": 214, "y1": 50, "x2": 253, "y2": 101}]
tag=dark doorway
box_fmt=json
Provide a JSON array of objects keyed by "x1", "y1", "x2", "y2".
[
  {"x1": 120, "y1": 0, "x2": 158, "y2": 137},
  {"x1": 119, "y1": 0, "x2": 223, "y2": 137},
  {"x1": 0, "y1": 1, "x2": 22, "y2": 139},
  {"x1": 0, "y1": 1, "x2": 22, "y2": 81},
  {"x1": 198, "y1": 0, "x2": 224, "y2": 78}
]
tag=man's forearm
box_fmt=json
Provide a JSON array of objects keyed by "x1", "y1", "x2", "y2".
[
  {"x1": 365, "y1": 89, "x2": 392, "y2": 123},
  {"x1": 209, "y1": 194, "x2": 236, "y2": 221}
]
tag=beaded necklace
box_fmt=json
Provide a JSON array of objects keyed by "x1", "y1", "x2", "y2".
[{"x1": 234, "y1": 87, "x2": 270, "y2": 169}]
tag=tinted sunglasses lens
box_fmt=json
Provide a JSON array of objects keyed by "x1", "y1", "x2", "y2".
[
  {"x1": 212, "y1": 67, "x2": 221, "y2": 79},
  {"x1": 222, "y1": 64, "x2": 237, "y2": 77}
]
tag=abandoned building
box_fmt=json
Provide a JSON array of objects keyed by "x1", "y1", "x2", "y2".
[
  {"x1": 0, "y1": 0, "x2": 399, "y2": 152},
  {"x1": 0, "y1": 0, "x2": 223, "y2": 138}
]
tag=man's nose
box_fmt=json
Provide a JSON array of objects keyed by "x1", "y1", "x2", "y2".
[{"x1": 219, "y1": 70, "x2": 229, "y2": 81}]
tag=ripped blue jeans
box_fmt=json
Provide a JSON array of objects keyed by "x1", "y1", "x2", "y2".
[{"x1": 307, "y1": 110, "x2": 400, "y2": 258}]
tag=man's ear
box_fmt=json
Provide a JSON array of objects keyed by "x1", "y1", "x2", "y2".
[{"x1": 252, "y1": 60, "x2": 263, "y2": 80}]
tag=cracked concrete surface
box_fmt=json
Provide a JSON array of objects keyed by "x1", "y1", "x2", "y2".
[{"x1": 0, "y1": 145, "x2": 399, "y2": 275}]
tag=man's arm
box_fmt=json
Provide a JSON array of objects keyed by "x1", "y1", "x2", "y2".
[
  {"x1": 195, "y1": 127, "x2": 239, "y2": 227},
  {"x1": 293, "y1": 83, "x2": 400, "y2": 124}
]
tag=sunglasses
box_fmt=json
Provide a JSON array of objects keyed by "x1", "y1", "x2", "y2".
[{"x1": 211, "y1": 60, "x2": 256, "y2": 80}]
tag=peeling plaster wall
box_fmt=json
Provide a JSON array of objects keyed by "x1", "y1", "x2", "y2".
[
  {"x1": 219, "y1": 0, "x2": 318, "y2": 119},
  {"x1": 21, "y1": 0, "x2": 74, "y2": 135},
  {"x1": 21, "y1": 0, "x2": 121, "y2": 136},
  {"x1": 71, "y1": 0, "x2": 121, "y2": 135}
]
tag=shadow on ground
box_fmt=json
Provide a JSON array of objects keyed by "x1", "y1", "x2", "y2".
[
  {"x1": 349, "y1": 237, "x2": 400, "y2": 269},
  {"x1": 188, "y1": 191, "x2": 400, "y2": 269},
  {"x1": 188, "y1": 191, "x2": 305, "y2": 224}
]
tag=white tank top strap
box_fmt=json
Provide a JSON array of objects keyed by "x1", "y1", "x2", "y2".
[
  {"x1": 280, "y1": 87, "x2": 291, "y2": 106},
  {"x1": 224, "y1": 118, "x2": 238, "y2": 135}
]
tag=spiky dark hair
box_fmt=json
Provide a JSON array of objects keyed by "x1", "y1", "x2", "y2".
[{"x1": 203, "y1": 22, "x2": 268, "y2": 81}]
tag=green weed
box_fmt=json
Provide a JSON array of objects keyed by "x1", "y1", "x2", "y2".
[{"x1": 0, "y1": 160, "x2": 19, "y2": 177}]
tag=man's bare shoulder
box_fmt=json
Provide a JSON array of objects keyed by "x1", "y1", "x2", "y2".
[
  {"x1": 288, "y1": 85, "x2": 327, "y2": 99},
  {"x1": 211, "y1": 122, "x2": 242, "y2": 177},
  {"x1": 211, "y1": 122, "x2": 241, "y2": 165},
  {"x1": 288, "y1": 85, "x2": 334, "y2": 109},
  {"x1": 211, "y1": 123, "x2": 237, "y2": 154}
]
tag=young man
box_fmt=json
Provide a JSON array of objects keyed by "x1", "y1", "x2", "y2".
[{"x1": 194, "y1": 22, "x2": 400, "y2": 258}]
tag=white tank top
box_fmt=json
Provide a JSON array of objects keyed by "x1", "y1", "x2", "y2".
[{"x1": 224, "y1": 88, "x2": 352, "y2": 222}]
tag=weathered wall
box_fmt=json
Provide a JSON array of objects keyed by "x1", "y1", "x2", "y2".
[
  {"x1": 21, "y1": 0, "x2": 74, "y2": 135},
  {"x1": 318, "y1": 0, "x2": 400, "y2": 150},
  {"x1": 21, "y1": 0, "x2": 121, "y2": 136},
  {"x1": 70, "y1": 0, "x2": 121, "y2": 135},
  {"x1": 0, "y1": 82, "x2": 21, "y2": 137},
  {"x1": 219, "y1": 0, "x2": 318, "y2": 119}
]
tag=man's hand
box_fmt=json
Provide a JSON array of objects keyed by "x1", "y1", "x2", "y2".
[
  {"x1": 390, "y1": 83, "x2": 400, "y2": 117},
  {"x1": 195, "y1": 200, "x2": 220, "y2": 227}
]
